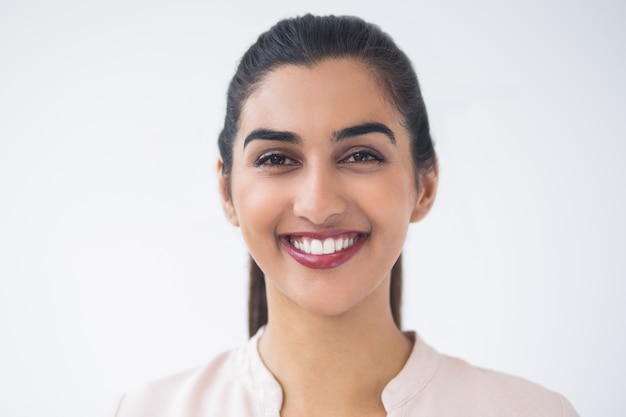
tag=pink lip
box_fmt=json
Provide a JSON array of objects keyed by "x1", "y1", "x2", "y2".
[{"x1": 279, "y1": 231, "x2": 368, "y2": 269}]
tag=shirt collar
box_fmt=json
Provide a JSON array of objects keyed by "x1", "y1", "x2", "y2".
[
  {"x1": 237, "y1": 327, "x2": 440, "y2": 414},
  {"x1": 236, "y1": 327, "x2": 283, "y2": 414},
  {"x1": 381, "y1": 332, "x2": 441, "y2": 411}
]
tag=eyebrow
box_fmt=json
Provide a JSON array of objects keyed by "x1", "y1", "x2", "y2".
[
  {"x1": 335, "y1": 122, "x2": 396, "y2": 144},
  {"x1": 243, "y1": 129, "x2": 301, "y2": 148},
  {"x1": 242, "y1": 122, "x2": 396, "y2": 148}
]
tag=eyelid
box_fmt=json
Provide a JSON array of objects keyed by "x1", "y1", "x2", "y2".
[
  {"x1": 253, "y1": 150, "x2": 300, "y2": 167},
  {"x1": 338, "y1": 147, "x2": 386, "y2": 163},
  {"x1": 245, "y1": 141, "x2": 297, "y2": 161}
]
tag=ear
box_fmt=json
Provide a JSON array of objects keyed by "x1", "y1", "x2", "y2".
[
  {"x1": 410, "y1": 162, "x2": 438, "y2": 223},
  {"x1": 217, "y1": 159, "x2": 240, "y2": 227}
]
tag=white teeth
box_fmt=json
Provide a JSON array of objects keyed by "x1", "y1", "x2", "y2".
[
  {"x1": 291, "y1": 235, "x2": 360, "y2": 255},
  {"x1": 310, "y1": 239, "x2": 323, "y2": 255},
  {"x1": 323, "y1": 238, "x2": 334, "y2": 254}
]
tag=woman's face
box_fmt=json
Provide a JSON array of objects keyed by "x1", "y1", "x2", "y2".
[{"x1": 220, "y1": 58, "x2": 436, "y2": 318}]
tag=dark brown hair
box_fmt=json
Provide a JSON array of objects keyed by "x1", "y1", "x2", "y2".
[{"x1": 217, "y1": 15, "x2": 436, "y2": 337}]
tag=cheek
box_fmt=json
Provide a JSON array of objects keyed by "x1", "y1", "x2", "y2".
[
  {"x1": 367, "y1": 169, "x2": 417, "y2": 218},
  {"x1": 231, "y1": 177, "x2": 287, "y2": 241}
]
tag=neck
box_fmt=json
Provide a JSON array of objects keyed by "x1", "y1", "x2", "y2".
[{"x1": 258, "y1": 280, "x2": 412, "y2": 417}]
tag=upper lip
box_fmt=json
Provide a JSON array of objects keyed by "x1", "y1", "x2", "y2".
[{"x1": 278, "y1": 229, "x2": 368, "y2": 240}]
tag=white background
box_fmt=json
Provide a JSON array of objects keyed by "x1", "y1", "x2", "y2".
[{"x1": 1, "y1": 0, "x2": 624, "y2": 416}]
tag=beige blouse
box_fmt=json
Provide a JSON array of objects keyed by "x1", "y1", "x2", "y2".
[{"x1": 111, "y1": 328, "x2": 579, "y2": 416}]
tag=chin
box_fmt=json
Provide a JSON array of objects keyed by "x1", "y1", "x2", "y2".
[
  {"x1": 297, "y1": 299, "x2": 360, "y2": 319},
  {"x1": 283, "y1": 280, "x2": 384, "y2": 320}
]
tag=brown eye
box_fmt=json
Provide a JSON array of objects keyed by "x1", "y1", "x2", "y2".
[
  {"x1": 255, "y1": 153, "x2": 298, "y2": 167},
  {"x1": 341, "y1": 150, "x2": 384, "y2": 164}
]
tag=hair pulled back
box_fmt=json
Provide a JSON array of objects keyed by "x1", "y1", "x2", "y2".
[{"x1": 217, "y1": 14, "x2": 436, "y2": 337}]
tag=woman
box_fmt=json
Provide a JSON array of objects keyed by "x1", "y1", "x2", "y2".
[{"x1": 112, "y1": 14, "x2": 579, "y2": 417}]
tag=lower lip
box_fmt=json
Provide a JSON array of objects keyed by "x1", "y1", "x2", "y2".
[{"x1": 280, "y1": 236, "x2": 368, "y2": 269}]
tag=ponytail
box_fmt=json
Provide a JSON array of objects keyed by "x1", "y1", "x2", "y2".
[
  {"x1": 390, "y1": 254, "x2": 403, "y2": 329},
  {"x1": 247, "y1": 254, "x2": 404, "y2": 337},
  {"x1": 248, "y1": 258, "x2": 268, "y2": 337}
]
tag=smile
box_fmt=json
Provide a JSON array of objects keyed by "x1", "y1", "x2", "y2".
[
  {"x1": 280, "y1": 232, "x2": 368, "y2": 269},
  {"x1": 288, "y1": 234, "x2": 361, "y2": 255}
]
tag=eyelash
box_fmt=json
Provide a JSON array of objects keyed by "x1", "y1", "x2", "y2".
[
  {"x1": 254, "y1": 153, "x2": 298, "y2": 167},
  {"x1": 340, "y1": 149, "x2": 385, "y2": 164},
  {"x1": 253, "y1": 149, "x2": 385, "y2": 169}
]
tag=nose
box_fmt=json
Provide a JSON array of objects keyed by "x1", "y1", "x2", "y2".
[{"x1": 292, "y1": 163, "x2": 347, "y2": 225}]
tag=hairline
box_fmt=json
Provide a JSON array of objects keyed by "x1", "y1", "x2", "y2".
[
  {"x1": 226, "y1": 56, "x2": 425, "y2": 191},
  {"x1": 237, "y1": 56, "x2": 408, "y2": 140}
]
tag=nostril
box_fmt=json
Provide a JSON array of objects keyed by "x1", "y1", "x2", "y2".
[
  {"x1": 291, "y1": 167, "x2": 347, "y2": 225},
  {"x1": 293, "y1": 186, "x2": 346, "y2": 225}
]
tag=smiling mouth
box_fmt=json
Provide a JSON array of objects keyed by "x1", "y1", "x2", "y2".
[{"x1": 287, "y1": 233, "x2": 365, "y2": 255}]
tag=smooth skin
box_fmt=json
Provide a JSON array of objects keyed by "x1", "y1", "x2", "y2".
[{"x1": 218, "y1": 58, "x2": 438, "y2": 417}]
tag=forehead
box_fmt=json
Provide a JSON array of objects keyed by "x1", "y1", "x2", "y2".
[{"x1": 238, "y1": 59, "x2": 403, "y2": 138}]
